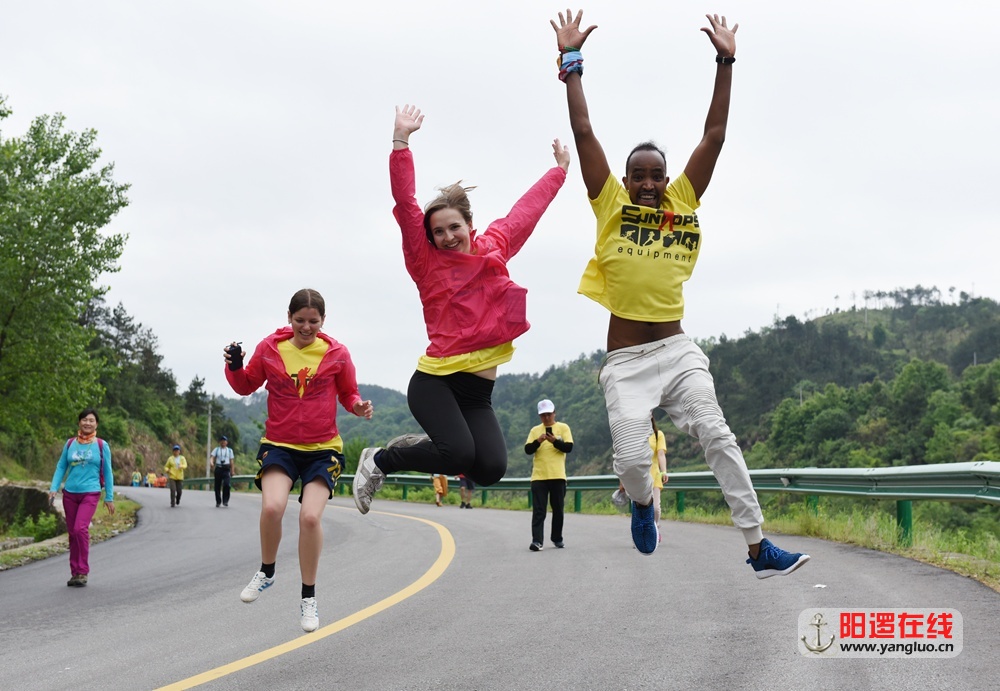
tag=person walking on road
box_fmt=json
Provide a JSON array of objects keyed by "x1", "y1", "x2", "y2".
[
  {"x1": 458, "y1": 474, "x2": 476, "y2": 509},
  {"x1": 49, "y1": 408, "x2": 115, "y2": 587},
  {"x1": 524, "y1": 399, "x2": 574, "y2": 551},
  {"x1": 211, "y1": 435, "x2": 235, "y2": 507},
  {"x1": 225, "y1": 288, "x2": 373, "y2": 632},
  {"x1": 164, "y1": 445, "x2": 187, "y2": 508}
]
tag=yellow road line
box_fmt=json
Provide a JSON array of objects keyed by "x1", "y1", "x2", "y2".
[{"x1": 157, "y1": 509, "x2": 455, "y2": 690}]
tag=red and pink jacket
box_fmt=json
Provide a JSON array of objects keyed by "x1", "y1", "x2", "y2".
[
  {"x1": 390, "y1": 148, "x2": 567, "y2": 358},
  {"x1": 225, "y1": 327, "x2": 363, "y2": 445}
]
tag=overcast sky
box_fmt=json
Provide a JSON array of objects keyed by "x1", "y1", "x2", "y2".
[{"x1": 4, "y1": 1, "x2": 998, "y2": 400}]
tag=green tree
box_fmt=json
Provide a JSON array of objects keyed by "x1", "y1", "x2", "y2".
[{"x1": 0, "y1": 96, "x2": 128, "y2": 438}]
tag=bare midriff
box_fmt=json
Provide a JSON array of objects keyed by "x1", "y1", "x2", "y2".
[
  {"x1": 607, "y1": 314, "x2": 685, "y2": 352},
  {"x1": 471, "y1": 366, "x2": 498, "y2": 380}
]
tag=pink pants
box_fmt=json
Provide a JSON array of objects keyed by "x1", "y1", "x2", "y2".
[{"x1": 63, "y1": 491, "x2": 100, "y2": 576}]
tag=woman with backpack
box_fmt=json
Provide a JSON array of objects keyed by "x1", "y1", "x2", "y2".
[{"x1": 48, "y1": 408, "x2": 115, "y2": 587}]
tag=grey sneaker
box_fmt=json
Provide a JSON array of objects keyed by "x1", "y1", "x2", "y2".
[
  {"x1": 386, "y1": 433, "x2": 429, "y2": 449},
  {"x1": 611, "y1": 488, "x2": 629, "y2": 507},
  {"x1": 300, "y1": 597, "x2": 319, "y2": 632},
  {"x1": 240, "y1": 571, "x2": 275, "y2": 602},
  {"x1": 352, "y1": 447, "x2": 385, "y2": 515}
]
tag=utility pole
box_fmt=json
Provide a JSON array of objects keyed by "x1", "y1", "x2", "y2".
[{"x1": 206, "y1": 395, "x2": 213, "y2": 477}]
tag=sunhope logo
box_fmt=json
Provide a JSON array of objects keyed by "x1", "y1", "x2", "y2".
[{"x1": 798, "y1": 608, "x2": 962, "y2": 658}]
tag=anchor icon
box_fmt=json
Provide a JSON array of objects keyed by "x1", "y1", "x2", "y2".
[{"x1": 801, "y1": 613, "x2": 836, "y2": 653}]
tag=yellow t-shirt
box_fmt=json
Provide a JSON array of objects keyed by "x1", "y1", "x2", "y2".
[
  {"x1": 579, "y1": 172, "x2": 701, "y2": 322},
  {"x1": 649, "y1": 430, "x2": 667, "y2": 489},
  {"x1": 261, "y1": 338, "x2": 344, "y2": 453},
  {"x1": 526, "y1": 421, "x2": 574, "y2": 481},
  {"x1": 164, "y1": 454, "x2": 187, "y2": 480},
  {"x1": 417, "y1": 342, "x2": 515, "y2": 376}
]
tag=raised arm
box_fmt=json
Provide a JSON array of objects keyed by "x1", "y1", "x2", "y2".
[
  {"x1": 551, "y1": 9, "x2": 609, "y2": 200},
  {"x1": 483, "y1": 139, "x2": 568, "y2": 259},
  {"x1": 683, "y1": 14, "x2": 738, "y2": 200},
  {"x1": 393, "y1": 104, "x2": 423, "y2": 151}
]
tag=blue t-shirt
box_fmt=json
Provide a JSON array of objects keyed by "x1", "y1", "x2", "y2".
[{"x1": 50, "y1": 439, "x2": 114, "y2": 502}]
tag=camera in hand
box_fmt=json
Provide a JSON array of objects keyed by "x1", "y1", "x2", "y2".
[{"x1": 226, "y1": 342, "x2": 244, "y2": 371}]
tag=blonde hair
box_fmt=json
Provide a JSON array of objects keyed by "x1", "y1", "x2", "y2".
[{"x1": 422, "y1": 182, "x2": 476, "y2": 245}]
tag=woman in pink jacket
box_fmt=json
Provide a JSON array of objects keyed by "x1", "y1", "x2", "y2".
[
  {"x1": 224, "y1": 288, "x2": 373, "y2": 632},
  {"x1": 353, "y1": 105, "x2": 570, "y2": 514}
]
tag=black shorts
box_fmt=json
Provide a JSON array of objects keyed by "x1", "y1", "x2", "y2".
[
  {"x1": 459, "y1": 476, "x2": 476, "y2": 490},
  {"x1": 254, "y1": 443, "x2": 344, "y2": 502}
]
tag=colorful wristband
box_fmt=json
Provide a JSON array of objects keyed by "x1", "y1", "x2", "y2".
[{"x1": 558, "y1": 50, "x2": 583, "y2": 82}]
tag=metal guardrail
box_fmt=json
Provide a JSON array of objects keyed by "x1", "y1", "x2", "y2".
[{"x1": 180, "y1": 461, "x2": 1000, "y2": 545}]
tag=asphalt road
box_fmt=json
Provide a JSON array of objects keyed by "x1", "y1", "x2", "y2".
[{"x1": 1, "y1": 486, "x2": 997, "y2": 690}]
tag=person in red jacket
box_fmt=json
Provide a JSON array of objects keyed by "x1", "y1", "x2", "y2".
[
  {"x1": 224, "y1": 288, "x2": 373, "y2": 632},
  {"x1": 352, "y1": 105, "x2": 570, "y2": 515}
]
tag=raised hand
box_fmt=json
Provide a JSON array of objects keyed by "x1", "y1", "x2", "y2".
[
  {"x1": 701, "y1": 14, "x2": 738, "y2": 58},
  {"x1": 551, "y1": 138, "x2": 571, "y2": 172},
  {"x1": 394, "y1": 104, "x2": 424, "y2": 140},
  {"x1": 550, "y1": 9, "x2": 597, "y2": 51}
]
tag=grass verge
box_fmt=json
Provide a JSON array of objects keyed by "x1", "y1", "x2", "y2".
[{"x1": 0, "y1": 492, "x2": 140, "y2": 571}]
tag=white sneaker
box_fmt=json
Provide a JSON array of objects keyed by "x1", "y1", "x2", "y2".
[
  {"x1": 611, "y1": 488, "x2": 629, "y2": 508},
  {"x1": 386, "y1": 433, "x2": 429, "y2": 449},
  {"x1": 352, "y1": 447, "x2": 385, "y2": 515},
  {"x1": 300, "y1": 597, "x2": 319, "y2": 632},
  {"x1": 240, "y1": 571, "x2": 275, "y2": 603}
]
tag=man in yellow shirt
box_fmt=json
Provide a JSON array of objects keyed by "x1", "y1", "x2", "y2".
[
  {"x1": 164, "y1": 445, "x2": 187, "y2": 508},
  {"x1": 524, "y1": 399, "x2": 574, "y2": 551}
]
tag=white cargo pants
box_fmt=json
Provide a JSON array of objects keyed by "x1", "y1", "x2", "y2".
[{"x1": 599, "y1": 334, "x2": 765, "y2": 545}]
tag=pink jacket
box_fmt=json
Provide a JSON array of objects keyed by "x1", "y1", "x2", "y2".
[
  {"x1": 390, "y1": 148, "x2": 567, "y2": 357},
  {"x1": 225, "y1": 327, "x2": 363, "y2": 445}
]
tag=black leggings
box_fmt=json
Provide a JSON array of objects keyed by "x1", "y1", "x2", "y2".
[{"x1": 375, "y1": 370, "x2": 508, "y2": 486}]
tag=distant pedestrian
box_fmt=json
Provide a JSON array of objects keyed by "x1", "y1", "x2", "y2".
[
  {"x1": 131, "y1": 469, "x2": 142, "y2": 487},
  {"x1": 48, "y1": 408, "x2": 115, "y2": 587},
  {"x1": 458, "y1": 474, "x2": 476, "y2": 509},
  {"x1": 164, "y1": 445, "x2": 187, "y2": 507},
  {"x1": 431, "y1": 473, "x2": 448, "y2": 506},
  {"x1": 211, "y1": 435, "x2": 235, "y2": 507},
  {"x1": 524, "y1": 399, "x2": 574, "y2": 551}
]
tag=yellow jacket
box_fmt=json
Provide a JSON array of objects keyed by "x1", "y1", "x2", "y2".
[{"x1": 164, "y1": 454, "x2": 187, "y2": 480}]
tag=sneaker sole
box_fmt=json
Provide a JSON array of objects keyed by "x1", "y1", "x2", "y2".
[
  {"x1": 753, "y1": 554, "x2": 811, "y2": 579},
  {"x1": 352, "y1": 467, "x2": 371, "y2": 515},
  {"x1": 386, "y1": 433, "x2": 429, "y2": 449}
]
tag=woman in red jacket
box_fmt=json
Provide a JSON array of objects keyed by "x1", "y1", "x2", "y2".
[
  {"x1": 352, "y1": 105, "x2": 570, "y2": 515},
  {"x1": 225, "y1": 288, "x2": 373, "y2": 632}
]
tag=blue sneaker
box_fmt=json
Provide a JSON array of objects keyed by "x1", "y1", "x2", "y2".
[
  {"x1": 630, "y1": 501, "x2": 657, "y2": 554},
  {"x1": 746, "y1": 538, "x2": 810, "y2": 579}
]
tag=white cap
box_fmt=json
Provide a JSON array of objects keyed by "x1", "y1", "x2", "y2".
[{"x1": 537, "y1": 399, "x2": 555, "y2": 414}]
